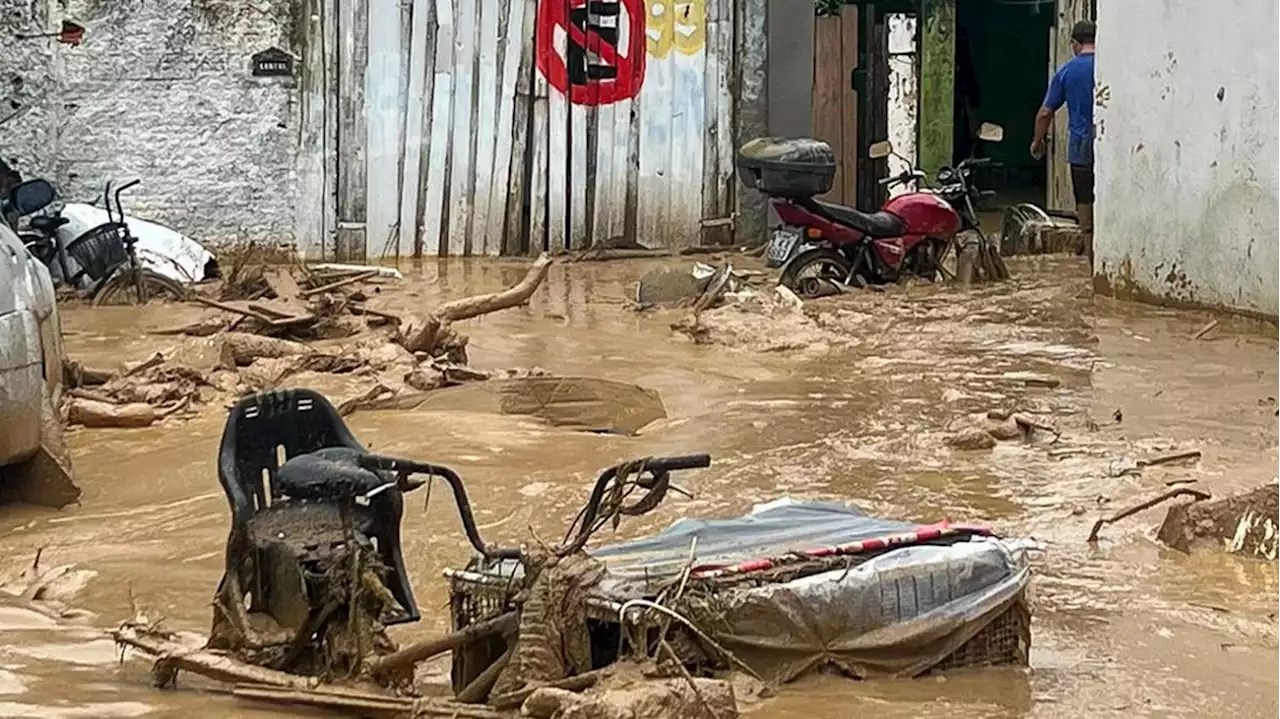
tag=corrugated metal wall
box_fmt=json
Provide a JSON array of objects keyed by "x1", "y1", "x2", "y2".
[{"x1": 326, "y1": 0, "x2": 739, "y2": 259}]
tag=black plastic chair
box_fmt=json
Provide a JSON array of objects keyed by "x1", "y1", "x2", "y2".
[{"x1": 216, "y1": 389, "x2": 420, "y2": 626}]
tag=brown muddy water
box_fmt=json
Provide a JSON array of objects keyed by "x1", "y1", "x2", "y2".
[{"x1": 1, "y1": 256, "x2": 1276, "y2": 718}]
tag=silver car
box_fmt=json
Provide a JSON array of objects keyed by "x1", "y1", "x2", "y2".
[{"x1": 0, "y1": 179, "x2": 78, "y2": 507}]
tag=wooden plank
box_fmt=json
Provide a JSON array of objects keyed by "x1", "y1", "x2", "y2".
[
  {"x1": 590, "y1": 98, "x2": 616, "y2": 245},
  {"x1": 621, "y1": 89, "x2": 642, "y2": 242},
  {"x1": 446, "y1": 0, "x2": 479, "y2": 255},
  {"x1": 666, "y1": 2, "x2": 707, "y2": 249},
  {"x1": 488, "y1": 0, "x2": 526, "y2": 255},
  {"x1": 546, "y1": 19, "x2": 568, "y2": 255},
  {"x1": 503, "y1": 0, "x2": 537, "y2": 256},
  {"x1": 422, "y1": 0, "x2": 456, "y2": 255},
  {"x1": 366, "y1": 0, "x2": 406, "y2": 259},
  {"x1": 636, "y1": 27, "x2": 673, "y2": 248},
  {"x1": 470, "y1": 0, "x2": 502, "y2": 255},
  {"x1": 713, "y1": 0, "x2": 735, "y2": 238},
  {"x1": 413, "y1": 0, "x2": 439, "y2": 257},
  {"x1": 699, "y1": 0, "x2": 722, "y2": 244},
  {"x1": 812, "y1": 15, "x2": 843, "y2": 202},
  {"x1": 530, "y1": 59, "x2": 551, "y2": 255},
  {"x1": 295, "y1": 0, "x2": 326, "y2": 259},
  {"x1": 570, "y1": 101, "x2": 590, "y2": 251},
  {"x1": 322, "y1": 0, "x2": 338, "y2": 260},
  {"x1": 398, "y1": 0, "x2": 433, "y2": 258},
  {"x1": 337, "y1": 0, "x2": 369, "y2": 261},
  {"x1": 839, "y1": 7, "x2": 859, "y2": 206}
]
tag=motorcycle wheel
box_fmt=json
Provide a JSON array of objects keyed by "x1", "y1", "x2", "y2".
[
  {"x1": 91, "y1": 267, "x2": 189, "y2": 306},
  {"x1": 779, "y1": 248, "x2": 854, "y2": 299}
]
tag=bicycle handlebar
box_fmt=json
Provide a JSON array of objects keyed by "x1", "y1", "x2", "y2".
[
  {"x1": 358, "y1": 452, "x2": 712, "y2": 559},
  {"x1": 643, "y1": 454, "x2": 711, "y2": 472}
]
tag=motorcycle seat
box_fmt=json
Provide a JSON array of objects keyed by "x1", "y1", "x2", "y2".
[
  {"x1": 810, "y1": 199, "x2": 906, "y2": 238},
  {"x1": 276, "y1": 446, "x2": 386, "y2": 501},
  {"x1": 29, "y1": 215, "x2": 70, "y2": 233}
]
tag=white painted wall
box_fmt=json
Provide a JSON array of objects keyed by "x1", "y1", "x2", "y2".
[{"x1": 1095, "y1": 0, "x2": 1279, "y2": 317}]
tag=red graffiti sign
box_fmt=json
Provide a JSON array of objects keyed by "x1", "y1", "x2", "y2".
[{"x1": 536, "y1": 0, "x2": 646, "y2": 106}]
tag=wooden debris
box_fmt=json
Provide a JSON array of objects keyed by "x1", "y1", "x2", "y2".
[
  {"x1": 367, "y1": 611, "x2": 516, "y2": 680},
  {"x1": 400, "y1": 253, "x2": 553, "y2": 357},
  {"x1": 62, "y1": 358, "x2": 115, "y2": 387},
  {"x1": 1086, "y1": 488, "x2": 1212, "y2": 543},
  {"x1": 218, "y1": 332, "x2": 312, "y2": 368},
  {"x1": 67, "y1": 399, "x2": 161, "y2": 428},
  {"x1": 193, "y1": 296, "x2": 282, "y2": 326},
  {"x1": 1192, "y1": 319, "x2": 1220, "y2": 340},
  {"x1": 1137, "y1": 450, "x2": 1202, "y2": 468},
  {"x1": 113, "y1": 622, "x2": 322, "y2": 690},
  {"x1": 150, "y1": 318, "x2": 227, "y2": 337},
  {"x1": 488, "y1": 669, "x2": 608, "y2": 710},
  {"x1": 301, "y1": 269, "x2": 380, "y2": 298}
]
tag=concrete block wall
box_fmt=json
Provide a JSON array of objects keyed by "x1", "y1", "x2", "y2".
[
  {"x1": 4, "y1": 0, "x2": 304, "y2": 246},
  {"x1": 1095, "y1": 0, "x2": 1279, "y2": 318}
]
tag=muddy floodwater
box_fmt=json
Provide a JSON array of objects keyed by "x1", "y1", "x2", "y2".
[{"x1": 1, "y1": 256, "x2": 1276, "y2": 718}]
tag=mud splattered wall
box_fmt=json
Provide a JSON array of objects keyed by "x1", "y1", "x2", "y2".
[
  {"x1": 364, "y1": 0, "x2": 740, "y2": 257},
  {"x1": 0, "y1": 1, "x2": 60, "y2": 182},
  {"x1": 1094, "y1": 0, "x2": 1278, "y2": 317},
  {"x1": 58, "y1": 0, "x2": 304, "y2": 245},
  {"x1": 3, "y1": 1, "x2": 306, "y2": 247}
]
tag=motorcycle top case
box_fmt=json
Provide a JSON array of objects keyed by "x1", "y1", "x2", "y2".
[{"x1": 736, "y1": 137, "x2": 836, "y2": 199}]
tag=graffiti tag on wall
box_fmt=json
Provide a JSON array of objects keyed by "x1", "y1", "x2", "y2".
[
  {"x1": 537, "y1": 0, "x2": 706, "y2": 105},
  {"x1": 645, "y1": 0, "x2": 705, "y2": 59}
]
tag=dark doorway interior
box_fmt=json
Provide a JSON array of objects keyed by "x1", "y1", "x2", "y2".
[{"x1": 954, "y1": 0, "x2": 1053, "y2": 205}]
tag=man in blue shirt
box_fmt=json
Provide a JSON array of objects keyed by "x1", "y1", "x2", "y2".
[{"x1": 1031, "y1": 20, "x2": 1096, "y2": 264}]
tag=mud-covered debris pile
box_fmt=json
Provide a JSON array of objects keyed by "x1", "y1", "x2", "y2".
[
  {"x1": 62, "y1": 352, "x2": 213, "y2": 428},
  {"x1": 1159, "y1": 482, "x2": 1279, "y2": 559},
  {"x1": 670, "y1": 283, "x2": 846, "y2": 354}
]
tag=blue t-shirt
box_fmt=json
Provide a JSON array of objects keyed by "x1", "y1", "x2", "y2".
[{"x1": 1044, "y1": 52, "x2": 1095, "y2": 166}]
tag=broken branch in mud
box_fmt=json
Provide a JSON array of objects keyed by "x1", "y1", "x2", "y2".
[
  {"x1": 400, "y1": 253, "x2": 553, "y2": 357},
  {"x1": 367, "y1": 611, "x2": 517, "y2": 680},
  {"x1": 1086, "y1": 488, "x2": 1212, "y2": 543}
]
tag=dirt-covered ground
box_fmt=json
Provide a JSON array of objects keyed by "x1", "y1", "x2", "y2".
[{"x1": 0, "y1": 254, "x2": 1276, "y2": 719}]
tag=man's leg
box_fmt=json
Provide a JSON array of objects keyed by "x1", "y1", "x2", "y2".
[{"x1": 1070, "y1": 163, "x2": 1095, "y2": 267}]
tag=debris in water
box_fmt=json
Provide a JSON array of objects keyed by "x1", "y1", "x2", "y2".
[{"x1": 1086, "y1": 488, "x2": 1213, "y2": 543}]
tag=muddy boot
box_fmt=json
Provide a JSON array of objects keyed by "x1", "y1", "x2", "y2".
[{"x1": 1076, "y1": 203, "x2": 1094, "y2": 266}]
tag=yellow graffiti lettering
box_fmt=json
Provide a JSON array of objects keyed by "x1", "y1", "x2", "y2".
[{"x1": 645, "y1": 0, "x2": 706, "y2": 59}]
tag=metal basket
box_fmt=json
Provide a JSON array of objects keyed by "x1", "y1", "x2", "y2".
[
  {"x1": 445, "y1": 567, "x2": 1031, "y2": 683},
  {"x1": 65, "y1": 222, "x2": 128, "y2": 281}
]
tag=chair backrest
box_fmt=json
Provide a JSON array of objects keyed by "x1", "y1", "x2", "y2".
[{"x1": 217, "y1": 389, "x2": 364, "y2": 531}]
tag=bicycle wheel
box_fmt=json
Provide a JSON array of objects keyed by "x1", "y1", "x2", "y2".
[{"x1": 91, "y1": 267, "x2": 189, "y2": 306}]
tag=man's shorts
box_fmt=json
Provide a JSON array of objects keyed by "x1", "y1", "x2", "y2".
[{"x1": 1070, "y1": 163, "x2": 1095, "y2": 205}]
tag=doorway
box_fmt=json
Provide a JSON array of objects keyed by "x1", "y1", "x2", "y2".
[{"x1": 953, "y1": 0, "x2": 1053, "y2": 206}]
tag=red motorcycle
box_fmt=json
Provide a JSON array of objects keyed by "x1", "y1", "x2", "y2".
[{"x1": 738, "y1": 124, "x2": 1008, "y2": 297}]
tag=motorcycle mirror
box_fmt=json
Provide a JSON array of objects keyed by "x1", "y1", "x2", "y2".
[
  {"x1": 6, "y1": 179, "x2": 56, "y2": 216},
  {"x1": 868, "y1": 140, "x2": 893, "y2": 159},
  {"x1": 977, "y1": 122, "x2": 1005, "y2": 143}
]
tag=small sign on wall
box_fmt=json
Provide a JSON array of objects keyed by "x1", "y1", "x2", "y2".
[{"x1": 251, "y1": 47, "x2": 295, "y2": 77}]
